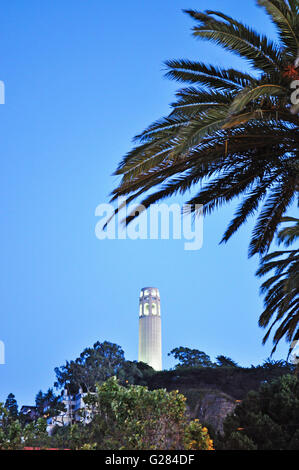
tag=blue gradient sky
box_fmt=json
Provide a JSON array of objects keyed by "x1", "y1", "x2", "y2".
[{"x1": 0, "y1": 0, "x2": 294, "y2": 406}]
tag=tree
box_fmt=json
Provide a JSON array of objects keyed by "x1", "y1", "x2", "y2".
[
  {"x1": 216, "y1": 355, "x2": 239, "y2": 368},
  {"x1": 184, "y1": 420, "x2": 214, "y2": 450},
  {"x1": 0, "y1": 416, "x2": 22, "y2": 450},
  {"x1": 117, "y1": 360, "x2": 155, "y2": 385},
  {"x1": 4, "y1": 393, "x2": 18, "y2": 420},
  {"x1": 168, "y1": 347, "x2": 214, "y2": 369},
  {"x1": 83, "y1": 377, "x2": 214, "y2": 450},
  {"x1": 35, "y1": 388, "x2": 66, "y2": 418},
  {"x1": 0, "y1": 401, "x2": 50, "y2": 450},
  {"x1": 49, "y1": 422, "x2": 90, "y2": 450},
  {"x1": 111, "y1": 1, "x2": 298, "y2": 258},
  {"x1": 216, "y1": 374, "x2": 299, "y2": 450},
  {"x1": 261, "y1": 357, "x2": 294, "y2": 370},
  {"x1": 23, "y1": 418, "x2": 50, "y2": 449},
  {"x1": 54, "y1": 341, "x2": 125, "y2": 393},
  {"x1": 256, "y1": 217, "x2": 299, "y2": 353}
]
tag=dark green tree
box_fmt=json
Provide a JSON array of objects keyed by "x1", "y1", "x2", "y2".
[
  {"x1": 23, "y1": 418, "x2": 50, "y2": 448},
  {"x1": 35, "y1": 388, "x2": 65, "y2": 418},
  {"x1": 216, "y1": 374, "x2": 299, "y2": 450},
  {"x1": 0, "y1": 402, "x2": 50, "y2": 450},
  {"x1": 261, "y1": 357, "x2": 293, "y2": 370},
  {"x1": 216, "y1": 355, "x2": 239, "y2": 368},
  {"x1": 54, "y1": 341, "x2": 125, "y2": 393},
  {"x1": 117, "y1": 360, "x2": 155, "y2": 385},
  {"x1": 35, "y1": 391, "x2": 45, "y2": 416},
  {"x1": 0, "y1": 403, "x2": 22, "y2": 449},
  {"x1": 168, "y1": 347, "x2": 214, "y2": 369},
  {"x1": 111, "y1": 1, "x2": 299, "y2": 258},
  {"x1": 4, "y1": 393, "x2": 18, "y2": 420},
  {"x1": 49, "y1": 422, "x2": 90, "y2": 450}
]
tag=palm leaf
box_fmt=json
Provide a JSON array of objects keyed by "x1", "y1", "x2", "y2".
[
  {"x1": 257, "y1": 217, "x2": 299, "y2": 353},
  {"x1": 258, "y1": 0, "x2": 299, "y2": 56}
]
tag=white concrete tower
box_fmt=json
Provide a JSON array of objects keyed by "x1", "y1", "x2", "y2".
[{"x1": 138, "y1": 287, "x2": 162, "y2": 371}]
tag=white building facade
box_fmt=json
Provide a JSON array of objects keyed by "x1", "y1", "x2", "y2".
[{"x1": 46, "y1": 388, "x2": 93, "y2": 434}]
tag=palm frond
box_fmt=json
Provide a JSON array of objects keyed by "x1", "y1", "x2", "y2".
[
  {"x1": 249, "y1": 176, "x2": 296, "y2": 256},
  {"x1": 277, "y1": 216, "x2": 299, "y2": 245},
  {"x1": 257, "y1": 216, "x2": 299, "y2": 353},
  {"x1": 184, "y1": 9, "x2": 282, "y2": 72},
  {"x1": 229, "y1": 84, "x2": 287, "y2": 115},
  {"x1": 111, "y1": 2, "x2": 299, "y2": 261},
  {"x1": 164, "y1": 60, "x2": 253, "y2": 90},
  {"x1": 258, "y1": 0, "x2": 299, "y2": 56}
]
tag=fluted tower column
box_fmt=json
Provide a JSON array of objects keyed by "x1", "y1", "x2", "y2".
[{"x1": 138, "y1": 287, "x2": 162, "y2": 371}]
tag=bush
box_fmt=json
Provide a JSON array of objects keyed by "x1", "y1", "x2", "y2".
[
  {"x1": 216, "y1": 375, "x2": 299, "y2": 450},
  {"x1": 83, "y1": 377, "x2": 213, "y2": 450}
]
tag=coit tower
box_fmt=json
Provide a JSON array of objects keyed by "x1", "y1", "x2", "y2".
[{"x1": 138, "y1": 287, "x2": 162, "y2": 371}]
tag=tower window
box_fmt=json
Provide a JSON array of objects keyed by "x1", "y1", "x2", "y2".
[{"x1": 144, "y1": 303, "x2": 150, "y2": 315}]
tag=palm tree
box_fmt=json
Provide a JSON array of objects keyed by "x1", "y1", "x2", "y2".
[
  {"x1": 256, "y1": 216, "x2": 299, "y2": 354},
  {"x1": 111, "y1": 0, "x2": 299, "y2": 256}
]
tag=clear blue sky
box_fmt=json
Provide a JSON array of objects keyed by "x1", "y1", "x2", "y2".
[{"x1": 0, "y1": 0, "x2": 293, "y2": 407}]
